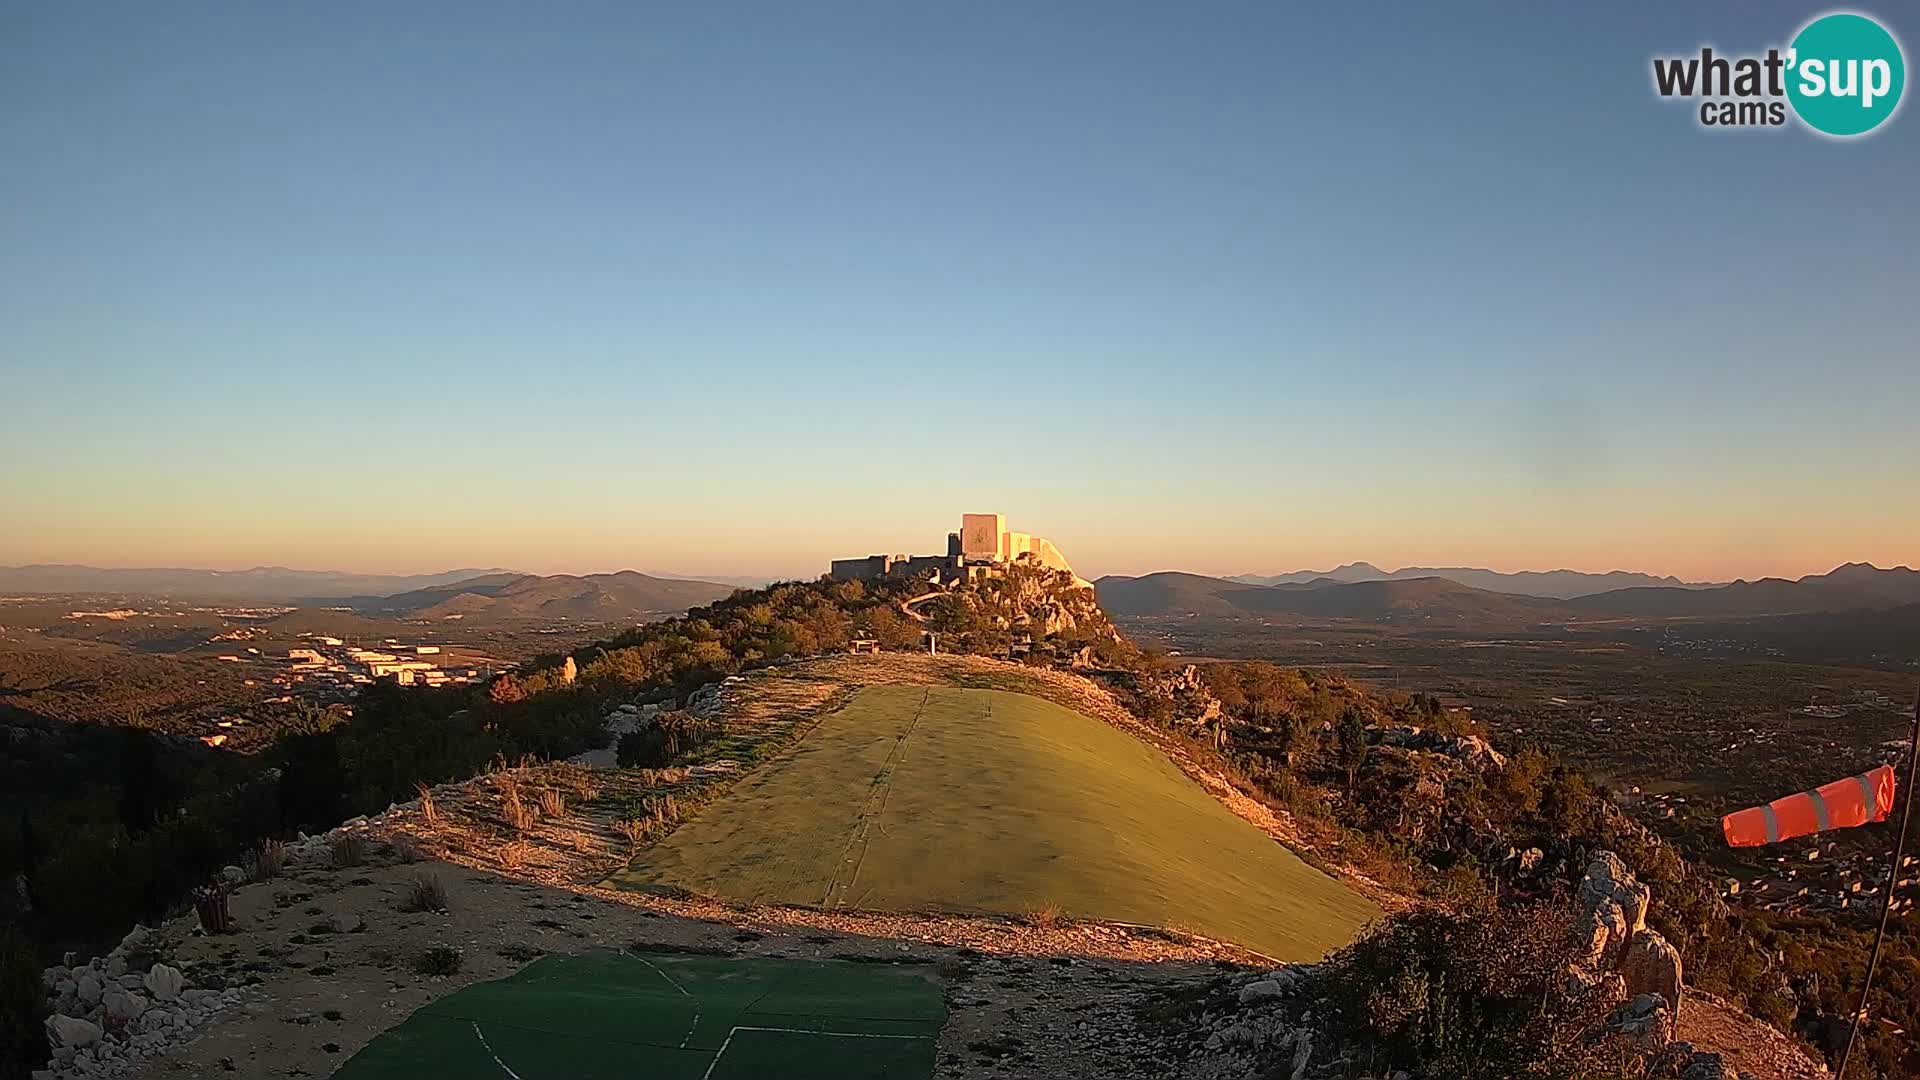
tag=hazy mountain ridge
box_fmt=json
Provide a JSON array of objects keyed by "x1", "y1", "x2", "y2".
[
  {"x1": 1096, "y1": 571, "x2": 1558, "y2": 620},
  {"x1": 1564, "y1": 562, "x2": 1920, "y2": 617},
  {"x1": 0, "y1": 564, "x2": 521, "y2": 602},
  {"x1": 352, "y1": 570, "x2": 738, "y2": 621},
  {"x1": 1104, "y1": 562, "x2": 1920, "y2": 621},
  {"x1": 1228, "y1": 562, "x2": 1717, "y2": 599}
]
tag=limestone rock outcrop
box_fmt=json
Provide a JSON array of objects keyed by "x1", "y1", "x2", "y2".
[
  {"x1": 1571, "y1": 850, "x2": 1685, "y2": 1045},
  {"x1": 1369, "y1": 725, "x2": 1508, "y2": 769},
  {"x1": 1620, "y1": 930, "x2": 1685, "y2": 1013}
]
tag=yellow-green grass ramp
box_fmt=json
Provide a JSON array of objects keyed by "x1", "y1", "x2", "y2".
[{"x1": 608, "y1": 685, "x2": 1377, "y2": 960}]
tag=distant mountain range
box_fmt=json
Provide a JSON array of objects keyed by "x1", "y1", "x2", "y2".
[
  {"x1": 1563, "y1": 563, "x2": 1920, "y2": 617},
  {"x1": 345, "y1": 571, "x2": 738, "y2": 622},
  {"x1": 1096, "y1": 572, "x2": 1557, "y2": 621},
  {"x1": 1100, "y1": 563, "x2": 1920, "y2": 622},
  {"x1": 0, "y1": 564, "x2": 520, "y2": 603},
  {"x1": 1227, "y1": 562, "x2": 1717, "y2": 600},
  {"x1": 0, "y1": 564, "x2": 744, "y2": 623}
]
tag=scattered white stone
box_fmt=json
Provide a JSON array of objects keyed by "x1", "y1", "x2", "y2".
[{"x1": 142, "y1": 964, "x2": 183, "y2": 1003}]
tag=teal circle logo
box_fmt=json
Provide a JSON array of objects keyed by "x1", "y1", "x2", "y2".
[{"x1": 1787, "y1": 12, "x2": 1906, "y2": 136}]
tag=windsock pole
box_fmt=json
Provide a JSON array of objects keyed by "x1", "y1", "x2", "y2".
[{"x1": 1837, "y1": 686, "x2": 1920, "y2": 1078}]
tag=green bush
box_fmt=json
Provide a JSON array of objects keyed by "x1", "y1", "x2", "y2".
[
  {"x1": 1318, "y1": 902, "x2": 1635, "y2": 1080},
  {"x1": 617, "y1": 713, "x2": 719, "y2": 768}
]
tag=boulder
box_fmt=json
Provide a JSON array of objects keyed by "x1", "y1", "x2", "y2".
[
  {"x1": 144, "y1": 963, "x2": 185, "y2": 1002},
  {"x1": 102, "y1": 990, "x2": 147, "y2": 1025},
  {"x1": 1616, "y1": 993, "x2": 1673, "y2": 1049},
  {"x1": 1679, "y1": 1054, "x2": 1732, "y2": 1080},
  {"x1": 74, "y1": 971, "x2": 103, "y2": 1006},
  {"x1": 1237, "y1": 979, "x2": 1287, "y2": 1004},
  {"x1": 45, "y1": 1015, "x2": 102, "y2": 1049},
  {"x1": 1619, "y1": 930, "x2": 1683, "y2": 1021}
]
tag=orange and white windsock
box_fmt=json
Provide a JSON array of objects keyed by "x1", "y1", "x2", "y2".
[{"x1": 1722, "y1": 765, "x2": 1898, "y2": 848}]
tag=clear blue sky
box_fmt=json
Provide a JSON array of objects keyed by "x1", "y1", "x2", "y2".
[{"x1": 2, "y1": 2, "x2": 1915, "y2": 581}]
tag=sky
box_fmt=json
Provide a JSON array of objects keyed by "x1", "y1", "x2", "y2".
[{"x1": 2, "y1": 2, "x2": 1916, "y2": 583}]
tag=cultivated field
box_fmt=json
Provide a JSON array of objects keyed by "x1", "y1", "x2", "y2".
[{"x1": 609, "y1": 685, "x2": 1377, "y2": 961}]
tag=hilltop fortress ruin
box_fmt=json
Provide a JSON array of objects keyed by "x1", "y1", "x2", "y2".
[{"x1": 830, "y1": 513, "x2": 1088, "y2": 589}]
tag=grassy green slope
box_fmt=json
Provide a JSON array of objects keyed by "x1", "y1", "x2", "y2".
[{"x1": 608, "y1": 685, "x2": 1377, "y2": 961}]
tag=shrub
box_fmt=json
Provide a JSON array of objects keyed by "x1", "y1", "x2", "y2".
[
  {"x1": 398, "y1": 873, "x2": 447, "y2": 913},
  {"x1": 617, "y1": 713, "x2": 719, "y2": 769},
  {"x1": 1317, "y1": 901, "x2": 1630, "y2": 1080},
  {"x1": 414, "y1": 945, "x2": 463, "y2": 976}
]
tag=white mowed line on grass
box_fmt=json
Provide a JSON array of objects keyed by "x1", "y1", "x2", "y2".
[
  {"x1": 471, "y1": 1022, "x2": 525, "y2": 1080},
  {"x1": 634, "y1": 955, "x2": 703, "y2": 1048},
  {"x1": 699, "y1": 1026, "x2": 932, "y2": 1080}
]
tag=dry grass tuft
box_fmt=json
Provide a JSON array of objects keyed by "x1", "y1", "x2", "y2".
[
  {"x1": 538, "y1": 787, "x2": 567, "y2": 818},
  {"x1": 644, "y1": 793, "x2": 680, "y2": 825},
  {"x1": 500, "y1": 774, "x2": 536, "y2": 833},
  {"x1": 397, "y1": 872, "x2": 448, "y2": 913},
  {"x1": 328, "y1": 833, "x2": 367, "y2": 869},
  {"x1": 614, "y1": 819, "x2": 648, "y2": 850},
  {"x1": 416, "y1": 781, "x2": 438, "y2": 824},
  {"x1": 248, "y1": 839, "x2": 287, "y2": 881},
  {"x1": 1024, "y1": 901, "x2": 1066, "y2": 930},
  {"x1": 498, "y1": 840, "x2": 531, "y2": 871}
]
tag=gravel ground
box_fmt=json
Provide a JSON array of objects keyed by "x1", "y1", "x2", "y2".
[{"x1": 116, "y1": 850, "x2": 1237, "y2": 1080}]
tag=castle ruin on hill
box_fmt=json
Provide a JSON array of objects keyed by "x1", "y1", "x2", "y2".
[{"x1": 829, "y1": 513, "x2": 1087, "y2": 589}]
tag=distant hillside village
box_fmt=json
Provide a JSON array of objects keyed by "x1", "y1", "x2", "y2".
[{"x1": 830, "y1": 512, "x2": 1089, "y2": 589}]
